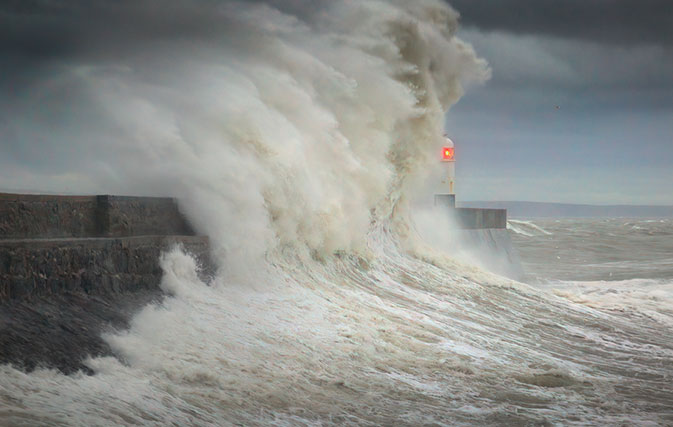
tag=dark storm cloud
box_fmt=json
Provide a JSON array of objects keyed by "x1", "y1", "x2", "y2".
[
  {"x1": 448, "y1": 0, "x2": 673, "y2": 46},
  {"x1": 0, "y1": 0, "x2": 251, "y2": 181},
  {"x1": 0, "y1": 0, "x2": 240, "y2": 61},
  {"x1": 0, "y1": 1, "x2": 206, "y2": 120},
  {"x1": 0, "y1": 0, "x2": 303, "y2": 104},
  {"x1": 459, "y1": 29, "x2": 673, "y2": 94},
  {"x1": 444, "y1": 1, "x2": 673, "y2": 110}
]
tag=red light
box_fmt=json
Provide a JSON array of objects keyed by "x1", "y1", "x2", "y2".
[{"x1": 441, "y1": 147, "x2": 454, "y2": 161}]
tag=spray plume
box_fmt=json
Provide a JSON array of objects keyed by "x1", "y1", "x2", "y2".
[{"x1": 1, "y1": 0, "x2": 489, "y2": 269}]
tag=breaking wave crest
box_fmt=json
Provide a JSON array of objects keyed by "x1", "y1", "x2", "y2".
[
  {"x1": 1, "y1": 0, "x2": 489, "y2": 268},
  {"x1": 4, "y1": 228, "x2": 673, "y2": 425},
  {"x1": 548, "y1": 278, "x2": 673, "y2": 328},
  {"x1": 508, "y1": 220, "x2": 553, "y2": 237}
]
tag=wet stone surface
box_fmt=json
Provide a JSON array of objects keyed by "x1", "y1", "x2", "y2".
[{"x1": 0, "y1": 237, "x2": 211, "y2": 301}]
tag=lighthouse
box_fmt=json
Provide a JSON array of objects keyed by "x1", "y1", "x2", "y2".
[
  {"x1": 427, "y1": 136, "x2": 517, "y2": 277},
  {"x1": 434, "y1": 136, "x2": 456, "y2": 208}
]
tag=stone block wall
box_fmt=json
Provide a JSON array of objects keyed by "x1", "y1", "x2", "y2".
[
  {"x1": 98, "y1": 196, "x2": 195, "y2": 237},
  {"x1": 0, "y1": 193, "x2": 99, "y2": 239},
  {"x1": 0, "y1": 236, "x2": 211, "y2": 302},
  {"x1": 0, "y1": 193, "x2": 195, "y2": 239}
]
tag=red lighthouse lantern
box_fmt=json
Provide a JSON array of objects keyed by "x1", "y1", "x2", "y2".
[{"x1": 442, "y1": 146, "x2": 455, "y2": 162}]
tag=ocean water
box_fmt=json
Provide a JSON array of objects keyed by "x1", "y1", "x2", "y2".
[
  {"x1": 1, "y1": 216, "x2": 672, "y2": 426},
  {"x1": 510, "y1": 217, "x2": 673, "y2": 333},
  {"x1": 1, "y1": 0, "x2": 672, "y2": 425}
]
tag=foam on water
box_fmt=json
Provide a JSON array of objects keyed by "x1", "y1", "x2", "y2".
[
  {"x1": 546, "y1": 278, "x2": 673, "y2": 328},
  {"x1": 3, "y1": 224, "x2": 673, "y2": 425}
]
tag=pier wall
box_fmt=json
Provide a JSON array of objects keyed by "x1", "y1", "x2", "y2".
[
  {"x1": 434, "y1": 204, "x2": 521, "y2": 279},
  {"x1": 0, "y1": 193, "x2": 194, "y2": 239},
  {"x1": 0, "y1": 193, "x2": 209, "y2": 303},
  {"x1": 451, "y1": 228, "x2": 523, "y2": 280},
  {"x1": 453, "y1": 208, "x2": 507, "y2": 230}
]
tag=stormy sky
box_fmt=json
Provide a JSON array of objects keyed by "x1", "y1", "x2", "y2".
[
  {"x1": 0, "y1": 0, "x2": 671, "y2": 205},
  {"x1": 446, "y1": 0, "x2": 673, "y2": 204}
]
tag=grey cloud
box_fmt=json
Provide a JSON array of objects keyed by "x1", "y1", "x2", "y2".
[
  {"x1": 1, "y1": 0, "x2": 670, "y2": 204},
  {"x1": 0, "y1": 0, "x2": 247, "y2": 178},
  {"x1": 456, "y1": 29, "x2": 673, "y2": 114},
  {"x1": 0, "y1": 0, "x2": 305, "y2": 107},
  {"x1": 0, "y1": 1, "x2": 240, "y2": 59},
  {"x1": 0, "y1": 0, "x2": 331, "y2": 76},
  {"x1": 448, "y1": 0, "x2": 673, "y2": 46},
  {"x1": 445, "y1": 1, "x2": 673, "y2": 115}
]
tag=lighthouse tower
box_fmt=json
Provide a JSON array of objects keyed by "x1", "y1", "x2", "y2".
[{"x1": 434, "y1": 136, "x2": 456, "y2": 208}]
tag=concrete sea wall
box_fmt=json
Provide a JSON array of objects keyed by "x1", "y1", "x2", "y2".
[
  {"x1": 1, "y1": 192, "x2": 520, "y2": 373},
  {"x1": 453, "y1": 228, "x2": 524, "y2": 280},
  {"x1": 439, "y1": 205, "x2": 522, "y2": 279},
  {"x1": 433, "y1": 195, "x2": 507, "y2": 230},
  {"x1": 453, "y1": 208, "x2": 507, "y2": 230},
  {"x1": 0, "y1": 193, "x2": 99, "y2": 239}
]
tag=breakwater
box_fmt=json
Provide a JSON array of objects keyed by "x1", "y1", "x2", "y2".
[
  {"x1": 440, "y1": 204, "x2": 523, "y2": 279},
  {"x1": 0, "y1": 193, "x2": 210, "y2": 373},
  {"x1": 0, "y1": 193, "x2": 195, "y2": 239},
  {"x1": 452, "y1": 207, "x2": 507, "y2": 230}
]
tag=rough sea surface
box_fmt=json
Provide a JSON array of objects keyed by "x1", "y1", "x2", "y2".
[
  {"x1": 510, "y1": 217, "x2": 673, "y2": 327},
  {"x1": 0, "y1": 217, "x2": 671, "y2": 426}
]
